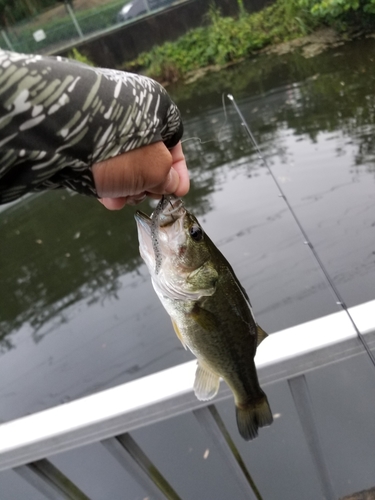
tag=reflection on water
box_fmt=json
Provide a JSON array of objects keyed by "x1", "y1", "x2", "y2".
[
  {"x1": 1, "y1": 192, "x2": 142, "y2": 348},
  {"x1": 1, "y1": 38, "x2": 375, "y2": 429}
]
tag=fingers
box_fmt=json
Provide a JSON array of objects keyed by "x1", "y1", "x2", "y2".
[
  {"x1": 144, "y1": 142, "x2": 189, "y2": 197},
  {"x1": 98, "y1": 194, "x2": 148, "y2": 210},
  {"x1": 170, "y1": 142, "x2": 190, "y2": 197},
  {"x1": 92, "y1": 141, "x2": 190, "y2": 210},
  {"x1": 92, "y1": 142, "x2": 173, "y2": 198},
  {"x1": 99, "y1": 192, "x2": 147, "y2": 210}
]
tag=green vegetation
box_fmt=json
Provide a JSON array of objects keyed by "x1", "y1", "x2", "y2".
[
  {"x1": 300, "y1": 0, "x2": 375, "y2": 31},
  {"x1": 126, "y1": 0, "x2": 375, "y2": 82},
  {"x1": 68, "y1": 47, "x2": 94, "y2": 65},
  {"x1": 302, "y1": 0, "x2": 375, "y2": 18}
]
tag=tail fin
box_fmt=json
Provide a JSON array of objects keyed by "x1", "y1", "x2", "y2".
[{"x1": 235, "y1": 395, "x2": 273, "y2": 441}]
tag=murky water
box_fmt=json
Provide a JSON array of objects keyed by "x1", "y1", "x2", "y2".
[{"x1": 1, "y1": 38, "x2": 375, "y2": 499}]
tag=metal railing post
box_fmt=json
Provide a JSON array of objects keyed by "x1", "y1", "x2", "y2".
[
  {"x1": 102, "y1": 434, "x2": 181, "y2": 500},
  {"x1": 1, "y1": 29, "x2": 14, "y2": 51},
  {"x1": 65, "y1": 1, "x2": 84, "y2": 38},
  {"x1": 194, "y1": 404, "x2": 262, "y2": 500},
  {"x1": 14, "y1": 459, "x2": 89, "y2": 500},
  {"x1": 288, "y1": 375, "x2": 336, "y2": 500}
]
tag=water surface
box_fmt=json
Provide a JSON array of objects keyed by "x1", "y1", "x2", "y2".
[{"x1": 1, "y1": 37, "x2": 375, "y2": 499}]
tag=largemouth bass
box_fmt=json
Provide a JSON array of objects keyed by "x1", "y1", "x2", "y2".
[{"x1": 135, "y1": 196, "x2": 273, "y2": 440}]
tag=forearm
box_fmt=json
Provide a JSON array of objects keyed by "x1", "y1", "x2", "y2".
[{"x1": 0, "y1": 50, "x2": 183, "y2": 204}]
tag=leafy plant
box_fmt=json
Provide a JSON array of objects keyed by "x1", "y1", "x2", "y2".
[
  {"x1": 68, "y1": 47, "x2": 94, "y2": 66},
  {"x1": 126, "y1": 0, "x2": 317, "y2": 81},
  {"x1": 299, "y1": 0, "x2": 375, "y2": 20},
  {"x1": 126, "y1": 0, "x2": 375, "y2": 83}
]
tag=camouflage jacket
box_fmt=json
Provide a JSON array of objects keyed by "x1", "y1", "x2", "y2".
[{"x1": 0, "y1": 50, "x2": 183, "y2": 204}]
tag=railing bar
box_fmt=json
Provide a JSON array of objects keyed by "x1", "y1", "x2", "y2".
[
  {"x1": 30, "y1": 458, "x2": 91, "y2": 500},
  {"x1": 193, "y1": 405, "x2": 261, "y2": 500},
  {"x1": 288, "y1": 375, "x2": 336, "y2": 500},
  {"x1": 66, "y1": 1, "x2": 84, "y2": 38},
  {"x1": 208, "y1": 405, "x2": 263, "y2": 499},
  {"x1": 0, "y1": 302, "x2": 373, "y2": 473},
  {"x1": 1, "y1": 29, "x2": 14, "y2": 51},
  {"x1": 101, "y1": 435, "x2": 181, "y2": 500},
  {"x1": 14, "y1": 459, "x2": 90, "y2": 500},
  {"x1": 116, "y1": 433, "x2": 182, "y2": 500},
  {"x1": 14, "y1": 465, "x2": 64, "y2": 500}
]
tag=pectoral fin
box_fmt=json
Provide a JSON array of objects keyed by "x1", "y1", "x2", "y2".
[
  {"x1": 171, "y1": 319, "x2": 187, "y2": 350},
  {"x1": 190, "y1": 303, "x2": 219, "y2": 332},
  {"x1": 256, "y1": 325, "x2": 268, "y2": 346},
  {"x1": 194, "y1": 361, "x2": 220, "y2": 401}
]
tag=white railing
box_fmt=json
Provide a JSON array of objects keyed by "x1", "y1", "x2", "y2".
[{"x1": 0, "y1": 300, "x2": 374, "y2": 499}]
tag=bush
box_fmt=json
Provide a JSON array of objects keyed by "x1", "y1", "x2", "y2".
[
  {"x1": 127, "y1": 1, "x2": 317, "y2": 81},
  {"x1": 299, "y1": 0, "x2": 375, "y2": 21},
  {"x1": 68, "y1": 47, "x2": 94, "y2": 66},
  {"x1": 126, "y1": 0, "x2": 375, "y2": 82}
]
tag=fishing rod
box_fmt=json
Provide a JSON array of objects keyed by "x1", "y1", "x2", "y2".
[{"x1": 227, "y1": 93, "x2": 375, "y2": 369}]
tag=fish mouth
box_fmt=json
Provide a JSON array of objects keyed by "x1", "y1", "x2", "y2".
[
  {"x1": 134, "y1": 210, "x2": 156, "y2": 272},
  {"x1": 156, "y1": 195, "x2": 185, "y2": 227},
  {"x1": 135, "y1": 196, "x2": 186, "y2": 275},
  {"x1": 134, "y1": 210, "x2": 152, "y2": 236},
  {"x1": 134, "y1": 196, "x2": 185, "y2": 232}
]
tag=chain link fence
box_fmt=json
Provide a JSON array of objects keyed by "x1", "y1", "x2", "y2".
[{"x1": 0, "y1": 0, "x2": 178, "y2": 55}]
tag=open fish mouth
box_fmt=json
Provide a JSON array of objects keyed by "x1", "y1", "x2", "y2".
[
  {"x1": 134, "y1": 210, "x2": 155, "y2": 272},
  {"x1": 135, "y1": 195, "x2": 186, "y2": 275},
  {"x1": 151, "y1": 196, "x2": 186, "y2": 274},
  {"x1": 134, "y1": 195, "x2": 185, "y2": 234},
  {"x1": 153, "y1": 195, "x2": 185, "y2": 228}
]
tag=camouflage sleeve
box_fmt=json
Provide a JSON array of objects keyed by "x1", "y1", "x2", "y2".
[{"x1": 0, "y1": 50, "x2": 183, "y2": 204}]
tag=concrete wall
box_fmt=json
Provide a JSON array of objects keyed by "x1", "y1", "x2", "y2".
[{"x1": 57, "y1": 0, "x2": 268, "y2": 68}]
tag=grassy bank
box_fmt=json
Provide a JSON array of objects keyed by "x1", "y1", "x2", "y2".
[{"x1": 125, "y1": 0, "x2": 375, "y2": 83}]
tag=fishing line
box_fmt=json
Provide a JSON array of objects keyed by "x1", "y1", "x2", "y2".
[
  {"x1": 181, "y1": 93, "x2": 230, "y2": 147},
  {"x1": 227, "y1": 93, "x2": 375, "y2": 368},
  {"x1": 181, "y1": 137, "x2": 208, "y2": 145}
]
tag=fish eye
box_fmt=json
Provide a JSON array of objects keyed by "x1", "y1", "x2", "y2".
[{"x1": 189, "y1": 224, "x2": 204, "y2": 242}]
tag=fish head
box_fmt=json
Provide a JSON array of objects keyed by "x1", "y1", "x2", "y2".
[{"x1": 135, "y1": 196, "x2": 216, "y2": 301}]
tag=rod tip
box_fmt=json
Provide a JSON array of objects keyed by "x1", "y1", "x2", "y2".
[{"x1": 227, "y1": 94, "x2": 234, "y2": 101}]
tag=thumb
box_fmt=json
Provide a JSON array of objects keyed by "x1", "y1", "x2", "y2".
[{"x1": 149, "y1": 166, "x2": 180, "y2": 195}]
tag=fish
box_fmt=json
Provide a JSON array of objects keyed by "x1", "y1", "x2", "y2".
[{"x1": 135, "y1": 195, "x2": 273, "y2": 440}]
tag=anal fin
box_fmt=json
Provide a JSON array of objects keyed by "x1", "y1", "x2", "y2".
[{"x1": 194, "y1": 362, "x2": 220, "y2": 401}]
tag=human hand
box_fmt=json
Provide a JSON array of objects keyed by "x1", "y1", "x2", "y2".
[{"x1": 92, "y1": 141, "x2": 189, "y2": 210}]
